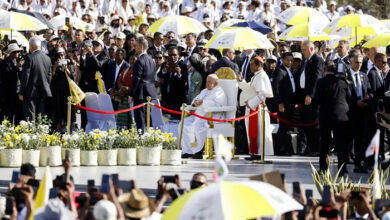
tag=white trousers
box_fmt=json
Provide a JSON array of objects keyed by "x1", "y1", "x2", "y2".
[{"x1": 180, "y1": 116, "x2": 208, "y2": 154}]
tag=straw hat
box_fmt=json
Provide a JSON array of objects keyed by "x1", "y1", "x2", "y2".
[{"x1": 118, "y1": 189, "x2": 155, "y2": 218}]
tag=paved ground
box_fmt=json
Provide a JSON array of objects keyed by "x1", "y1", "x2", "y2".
[{"x1": 0, "y1": 155, "x2": 378, "y2": 198}]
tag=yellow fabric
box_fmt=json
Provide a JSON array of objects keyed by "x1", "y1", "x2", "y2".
[
  {"x1": 66, "y1": 74, "x2": 85, "y2": 104},
  {"x1": 162, "y1": 187, "x2": 202, "y2": 220},
  {"x1": 28, "y1": 167, "x2": 52, "y2": 220},
  {"x1": 95, "y1": 71, "x2": 106, "y2": 94},
  {"x1": 279, "y1": 23, "x2": 330, "y2": 41},
  {"x1": 148, "y1": 15, "x2": 206, "y2": 35},
  {"x1": 363, "y1": 33, "x2": 390, "y2": 48}
]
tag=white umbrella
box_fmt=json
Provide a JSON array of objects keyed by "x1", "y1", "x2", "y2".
[
  {"x1": 205, "y1": 27, "x2": 274, "y2": 50},
  {"x1": 50, "y1": 15, "x2": 88, "y2": 31},
  {"x1": 0, "y1": 8, "x2": 47, "y2": 31},
  {"x1": 0, "y1": 29, "x2": 29, "y2": 50},
  {"x1": 277, "y1": 6, "x2": 330, "y2": 26},
  {"x1": 148, "y1": 15, "x2": 207, "y2": 35}
]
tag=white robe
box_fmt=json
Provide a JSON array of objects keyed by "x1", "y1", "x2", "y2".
[
  {"x1": 239, "y1": 70, "x2": 274, "y2": 156},
  {"x1": 181, "y1": 86, "x2": 227, "y2": 155}
]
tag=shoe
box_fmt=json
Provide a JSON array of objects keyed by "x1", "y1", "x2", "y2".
[
  {"x1": 353, "y1": 166, "x2": 369, "y2": 173},
  {"x1": 181, "y1": 153, "x2": 192, "y2": 159},
  {"x1": 245, "y1": 156, "x2": 254, "y2": 161},
  {"x1": 191, "y1": 152, "x2": 203, "y2": 159},
  {"x1": 306, "y1": 152, "x2": 320, "y2": 157}
]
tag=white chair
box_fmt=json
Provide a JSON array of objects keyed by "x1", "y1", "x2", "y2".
[
  {"x1": 84, "y1": 92, "x2": 116, "y2": 133},
  {"x1": 185, "y1": 67, "x2": 238, "y2": 158}
]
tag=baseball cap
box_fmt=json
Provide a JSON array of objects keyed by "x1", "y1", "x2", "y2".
[
  {"x1": 266, "y1": 55, "x2": 277, "y2": 62},
  {"x1": 115, "y1": 32, "x2": 126, "y2": 39},
  {"x1": 292, "y1": 52, "x2": 302, "y2": 60}
]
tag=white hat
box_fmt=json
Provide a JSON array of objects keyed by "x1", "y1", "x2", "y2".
[
  {"x1": 292, "y1": 52, "x2": 302, "y2": 60},
  {"x1": 197, "y1": 39, "x2": 208, "y2": 47},
  {"x1": 177, "y1": 41, "x2": 186, "y2": 49},
  {"x1": 57, "y1": 47, "x2": 65, "y2": 54},
  {"x1": 57, "y1": 25, "x2": 66, "y2": 31},
  {"x1": 345, "y1": 5, "x2": 353, "y2": 11},
  {"x1": 203, "y1": 17, "x2": 212, "y2": 23},
  {"x1": 115, "y1": 32, "x2": 126, "y2": 39},
  {"x1": 92, "y1": 39, "x2": 104, "y2": 47},
  {"x1": 182, "y1": 6, "x2": 193, "y2": 14},
  {"x1": 266, "y1": 55, "x2": 277, "y2": 62},
  {"x1": 5, "y1": 43, "x2": 22, "y2": 54},
  {"x1": 329, "y1": 1, "x2": 336, "y2": 6},
  {"x1": 85, "y1": 24, "x2": 95, "y2": 32},
  {"x1": 111, "y1": 15, "x2": 120, "y2": 21},
  {"x1": 208, "y1": 73, "x2": 219, "y2": 79},
  {"x1": 34, "y1": 199, "x2": 75, "y2": 220},
  {"x1": 147, "y1": 14, "x2": 156, "y2": 19},
  {"x1": 93, "y1": 200, "x2": 117, "y2": 220}
]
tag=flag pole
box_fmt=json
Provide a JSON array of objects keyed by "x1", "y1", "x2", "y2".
[{"x1": 67, "y1": 96, "x2": 72, "y2": 134}]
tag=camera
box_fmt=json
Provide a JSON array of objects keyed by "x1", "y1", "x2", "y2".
[{"x1": 58, "y1": 59, "x2": 69, "y2": 66}]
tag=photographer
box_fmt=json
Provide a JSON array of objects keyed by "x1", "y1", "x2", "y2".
[
  {"x1": 50, "y1": 47, "x2": 75, "y2": 132},
  {"x1": 0, "y1": 43, "x2": 24, "y2": 124}
]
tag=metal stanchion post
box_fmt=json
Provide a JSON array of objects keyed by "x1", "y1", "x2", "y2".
[
  {"x1": 230, "y1": 121, "x2": 239, "y2": 159},
  {"x1": 177, "y1": 103, "x2": 187, "y2": 150},
  {"x1": 66, "y1": 96, "x2": 72, "y2": 134},
  {"x1": 146, "y1": 96, "x2": 151, "y2": 130},
  {"x1": 253, "y1": 103, "x2": 272, "y2": 164}
]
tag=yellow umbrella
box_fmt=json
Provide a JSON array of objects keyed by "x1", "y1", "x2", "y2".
[
  {"x1": 0, "y1": 29, "x2": 29, "y2": 49},
  {"x1": 148, "y1": 15, "x2": 207, "y2": 35},
  {"x1": 279, "y1": 23, "x2": 330, "y2": 41},
  {"x1": 205, "y1": 27, "x2": 274, "y2": 50},
  {"x1": 162, "y1": 181, "x2": 303, "y2": 220},
  {"x1": 50, "y1": 15, "x2": 88, "y2": 32},
  {"x1": 277, "y1": 6, "x2": 330, "y2": 26},
  {"x1": 363, "y1": 33, "x2": 390, "y2": 48},
  {"x1": 0, "y1": 8, "x2": 47, "y2": 31}
]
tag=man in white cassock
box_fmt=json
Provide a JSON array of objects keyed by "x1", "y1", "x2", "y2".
[
  {"x1": 181, "y1": 74, "x2": 227, "y2": 158},
  {"x1": 238, "y1": 56, "x2": 274, "y2": 160}
]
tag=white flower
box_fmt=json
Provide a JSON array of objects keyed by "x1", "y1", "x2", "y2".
[{"x1": 20, "y1": 121, "x2": 27, "y2": 126}]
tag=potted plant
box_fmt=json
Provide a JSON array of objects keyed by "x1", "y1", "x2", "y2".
[
  {"x1": 97, "y1": 129, "x2": 118, "y2": 166},
  {"x1": 137, "y1": 128, "x2": 163, "y2": 166},
  {"x1": 61, "y1": 131, "x2": 82, "y2": 166},
  {"x1": 0, "y1": 131, "x2": 22, "y2": 167},
  {"x1": 80, "y1": 131, "x2": 99, "y2": 166},
  {"x1": 115, "y1": 128, "x2": 138, "y2": 166},
  {"x1": 21, "y1": 133, "x2": 41, "y2": 167},
  {"x1": 40, "y1": 133, "x2": 62, "y2": 166},
  {"x1": 160, "y1": 132, "x2": 181, "y2": 165}
]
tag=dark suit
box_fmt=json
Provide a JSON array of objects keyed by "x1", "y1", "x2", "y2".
[
  {"x1": 315, "y1": 73, "x2": 353, "y2": 172},
  {"x1": 211, "y1": 56, "x2": 240, "y2": 76},
  {"x1": 275, "y1": 65, "x2": 297, "y2": 155},
  {"x1": 157, "y1": 60, "x2": 188, "y2": 119},
  {"x1": 103, "y1": 60, "x2": 130, "y2": 92},
  {"x1": 0, "y1": 57, "x2": 23, "y2": 123},
  {"x1": 297, "y1": 54, "x2": 324, "y2": 154},
  {"x1": 348, "y1": 69, "x2": 372, "y2": 167},
  {"x1": 79, "y1": 52, "x2": 109, "y2": 93},
  {"x1": 147, "y1": 45, "x2": 166, "y2": 58},
  {"x1": 20, "y1": 50, "x2": 52, "y2": 120},
  {"x1": 240, "y1": 53, "x2": 256, "y2": 82},
  {"x1": 129, "y1": 53, "x2": 158, "y2": 131}
]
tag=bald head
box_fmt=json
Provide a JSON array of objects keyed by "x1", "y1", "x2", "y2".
[
  {"x1": 301, "y1": 40, "x2": 315, "y2": 59},
  {"x1": 369, "y1": 47, "x2": 380, "y2": 62}
]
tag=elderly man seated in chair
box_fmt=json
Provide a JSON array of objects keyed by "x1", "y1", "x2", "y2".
[{"x1": 181, "y1": 74, "x2": 227, "y2": 159}]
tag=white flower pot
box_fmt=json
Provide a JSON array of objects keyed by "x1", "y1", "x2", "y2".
[
  {"x1": 0, "y1": 148, "x2": 22, "y2": 167},
  {"x1": 80, "y1": 150, "x2": 98, "y2": 166},
  {"x1": 117, "y1": 148, "x2": 136, "y2": 166},
  {"x1": 61, "y1": 148, "x2": 80, "y2": 167},
  {"x1": 98, "y1": 149, "x2": 117, "y2": 166},
  {"x1": 161, "y1": 149, "x2": 182, "y2": 165},
  {"x1": 137, "y1": 146, "x2": 162, "y2": 166},
  {"x1": 40, "y1": 146, "x2": 62, "y2": 166},
  {"x1": 22, "y1": 149, "x2": 40, "y2": 167}
]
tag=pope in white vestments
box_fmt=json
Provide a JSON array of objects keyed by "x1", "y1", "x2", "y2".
[
  {"x1": 238, "y1": 56, "x2": 274, "y2": 157},
  {"x1": 181, "y1": 74, "x2": 227, "y2": 155}
]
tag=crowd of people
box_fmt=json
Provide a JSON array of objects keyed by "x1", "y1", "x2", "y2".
[
  {"x1": 3, "y1": 159, "x2": 390, "y2": 220},
  {"x1": 0, "y1": 0, "x2": 389, "y2": 175}
]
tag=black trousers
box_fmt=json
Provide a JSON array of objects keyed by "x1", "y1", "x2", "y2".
[
  {"x1": 319, "y1": 120, "x2": 351, "y2": 171},
  {"x1": 351, "y1": 107, "x2": 371, "y2": 167},
  {"x1": 302, "y1": 103, "x2": 320, "y2": 153},
  {"x1": 23, "y1": 97, "x2": 46, "y2": 121},
  {"x1": 234, "y1": 106, "x2": 248, "y2": 154},
  {"x1": 275, "y1": 108, "x2": 295, "y2": 155},
  {"x1": 3, "y1": 93, "x2": 23, "y2": 124},
  {"x1": 133, "y1": 99, "x2": 153, "y2": 133}
]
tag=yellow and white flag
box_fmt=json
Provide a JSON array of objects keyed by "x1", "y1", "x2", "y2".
[
  {"x1": 95, "y1": 71, "x2": 106, "y2": 94},
  {"x1": 66, "y1": 74, "x2": 86, "y2": 104},
  {"x1": 29, "y1": 166, "x2": 53, "y2": 219}
]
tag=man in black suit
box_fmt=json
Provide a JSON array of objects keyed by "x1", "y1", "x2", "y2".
[
  {"x1": 361, "y1": 47, "x2": 379, "y2": 74},
  {"x1": 104, "y1": 48, "x2": 130, "y2": 110},
  {"x1": 128, "y1": 37, "x2": 158, "y2": 132},
  {"x1": 211, "y1": 48, "x2": 240, "y2": 75},
  {"x1": 79, "y1": 39, "x2": 109, "y2": 93},
  {"x1": 315, "y1": 60, "x2": 354, "y2": 175},
  {"x1": 240, "y1": 49, "x2": 256, "y2": 82},
  {"x1": 367, "y1": 53, "x2": 388, "y2": 162},
  {"x1": 275, "y1": 52, "x2": 296, "y2": 155},
  {"x1": 79, "y1": 39, "x2": 109, "y2": 128},
  {"x1": 19, "y1": 37, "x2": 53, "y2": 120},
  {"x1": 147, "y1": 32, "x2": 166, "y2": 58},
  {"x1": 158, "y1": 47, "x2": 188, "y2": 119},
  {"x1": 298, "y1": 40, "x2": 324, "y2": 156},
  {"x1": 348, "y1": 51, "x2": 372, "y2": 173},
  {"x1": 0, "y1": 43, "x2": 24, "y2": 123},
  {"x1": 334, "y1": 40, "x2": 350, "y2": 66}
]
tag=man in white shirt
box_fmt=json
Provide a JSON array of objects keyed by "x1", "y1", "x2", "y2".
[
  {"x1": 326, "y1": 1, "x2": 339, "y2": 21},
  {"x1": 181, "y1": 74, "x2": 227, "y2": 158}
]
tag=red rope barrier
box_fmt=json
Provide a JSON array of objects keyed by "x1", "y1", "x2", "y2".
[
  {"x1": 152, "y1": 104, "x2": 183, "y2": 115},
  {"x1": 75, "y1": 103, "x2": 145, "y2": 114},
  {"x1": 189, "y1": 110, "x2": 259, "y2": 122},
  {"x1": 268, "y1": 111, "x2": 319, "y2": 127}
]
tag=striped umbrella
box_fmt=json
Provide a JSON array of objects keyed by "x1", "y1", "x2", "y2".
[
  {"x1": 0, "y1": 8, "x2": 47, "y2": 31},
  {"x1": 277, "y1": 6, "x2": 330, "y2": 26},
  {"x1": 279, "y1": 23, "x2": 330, "y2": 41}
]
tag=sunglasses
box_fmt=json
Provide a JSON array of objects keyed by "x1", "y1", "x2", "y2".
[
  {"x1": 155, "y1": 56, "x2": 163, "y2": 59},
  {"x1": 93, "y1": 43, "x2": 100, "y2": 47}
]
